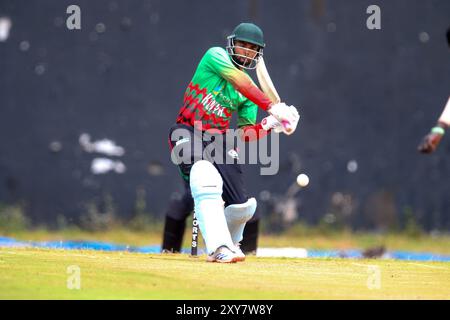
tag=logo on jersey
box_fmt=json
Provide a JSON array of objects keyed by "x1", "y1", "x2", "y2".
[
  {"x1": 201, "y1": 93, "x2": 226, "y2": 117},
  {"x1": 212, "y1": 85, "x2": 223, "y2": 96},
  {"x1": 212, "y1": 85, "x2": 235, "y2": 108}
]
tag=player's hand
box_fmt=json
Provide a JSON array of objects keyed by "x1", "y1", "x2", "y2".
[
  {"x1": 261, "y1": 115, "x2": 283, "y2": 131},
  {"x1": 417, "y1": 127, "x2": 445, "y2": 154},
  {"x1": 268, "y1": 103, "x2": 300, "y2": 135},
  {"x1": 273, "y1": 105, "x2": 300, "y2": 135},
  {"x1": 268, "y1": 102, "x2": 290, "y2": 124},
  {"x1": 286, "y1": 105, "x2": 300, "y2": 133}
]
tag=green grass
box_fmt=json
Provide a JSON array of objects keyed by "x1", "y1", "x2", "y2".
[
  {"x1": 1, "y1": 248, "x2": 450, "y2": 299},
  {"x1": 2, "y1": 225, "x2": 450, "y2": 299}
]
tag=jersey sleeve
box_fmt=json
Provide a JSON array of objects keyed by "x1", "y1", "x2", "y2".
[
  {"x1": 202, "y1": 47, "x2": 272, "y2": 111},
  {"x1": 237, "y1": 99, "x2": 258, "y2": 128},
  {"x1": 237, "y1": 100, "x2": 272, "y2": 142}
]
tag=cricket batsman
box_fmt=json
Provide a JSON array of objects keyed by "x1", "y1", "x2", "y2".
[{"x1": 166, "y1": 22, "x2": 300, "y2": 263}]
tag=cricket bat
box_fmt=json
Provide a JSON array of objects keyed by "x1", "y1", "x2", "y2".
[
  {"x1": 191, "y1": 211, "x2": 198, "y2": 257},
  {"x1": 256, "y1": 57, "x2": 293, "y2": 134}
]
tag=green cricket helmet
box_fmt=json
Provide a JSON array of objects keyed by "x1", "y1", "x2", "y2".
[{"x1": 226, "y1": 22, "x2": 265, "y2": 70}]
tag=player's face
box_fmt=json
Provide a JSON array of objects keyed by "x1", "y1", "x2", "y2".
[{"x1": 234, "y1": 40, "x2": 260, "y2": 66}]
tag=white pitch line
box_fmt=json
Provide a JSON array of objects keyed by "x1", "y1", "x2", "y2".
[
  {"x1": 0, "y1": 251, "x2": 18, "y2": 255},
  {"x1": 352, "y1": 262, "x2": 449, "y2": 270},
  {"x1": 351, "y1": 263, "x2": 371, "y2": 267},
  {"x1": 407, "y1": 263, "x2": 449, "y2": 270}
]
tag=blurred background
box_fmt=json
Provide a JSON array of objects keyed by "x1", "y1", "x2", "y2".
[{"x1": 0, "y1": 0, "x2": 449, "y2": 234}]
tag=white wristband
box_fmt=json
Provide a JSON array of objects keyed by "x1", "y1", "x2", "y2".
[{"x1": 261, "y1": 115, "x2": 281, "y2": 131}]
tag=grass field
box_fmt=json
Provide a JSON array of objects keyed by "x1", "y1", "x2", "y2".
[
  {"x1": 2, "y1": 227, "x2": 450, "y2": 299},
  {"x1": 1, "y1": 247, "x2": 450, "y2": 299}
]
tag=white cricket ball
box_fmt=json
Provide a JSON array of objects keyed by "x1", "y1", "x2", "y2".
[{"x1": 296, "y1": 173, "x2": 309, "y2": 187}]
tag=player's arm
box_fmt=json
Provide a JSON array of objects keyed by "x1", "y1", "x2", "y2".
[
  {"x1": 239, "y1": 116, "x2": 283, "y2": 142},
  {"x1": 418, "y1": 97, "x2": 450, "y2": 154},
  {"x1": 204, "y1": 48, "x2": 298, "y2": 134},
  {"x1": 236, "y1": 100, "x2": 282, "y2": 142},
  {"x1": 204, "y1": 48, "x2": 273, "y2": 111}
]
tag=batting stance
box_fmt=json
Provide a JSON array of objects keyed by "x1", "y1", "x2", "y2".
[{"x1": 166, "y1": 23, "x2": 299, "y2": 263}]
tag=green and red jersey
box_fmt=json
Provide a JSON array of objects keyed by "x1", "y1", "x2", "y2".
[{"x1": 176, "y1": 47, "x2": 272, "y2": 133}]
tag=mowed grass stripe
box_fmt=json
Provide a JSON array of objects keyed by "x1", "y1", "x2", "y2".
[{"x1": 0, "y1": 248, "x2": 449, "y2": 299}]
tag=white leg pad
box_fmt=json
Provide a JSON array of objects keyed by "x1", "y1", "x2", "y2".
[
  {"x1": 224, "y1": 197, "x2": 257, "y2": 244},
  {"x1": 189, "y1": 160, "x2": 234, "y2": 255}
]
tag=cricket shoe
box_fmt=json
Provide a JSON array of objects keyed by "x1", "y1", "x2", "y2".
[
  {"x1": 207, "y1": 245, "x2": 239, "y2": 263},
  {"x1": 234, "y1": 244, "x2": 246, "y2": 262}
]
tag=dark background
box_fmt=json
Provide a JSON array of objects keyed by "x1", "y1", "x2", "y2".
[{"x1": 0, "y1": 0, "x2": 449, "y2": 230}]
